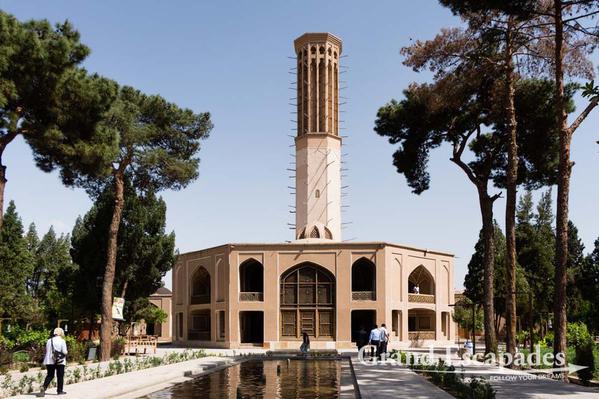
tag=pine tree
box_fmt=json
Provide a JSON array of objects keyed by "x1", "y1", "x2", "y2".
[
  {"x1": 0, "y1": 201, "x2": 34, "y2": 320},
  {"x1": 566, "y1": 221, "x2": 588, "y2": 324},
  {"x1": 0, "y1": 11, "x2": 119, "y2": 230},
  {"x1": 28, "y1": 227, "x2": 74, "y2": 323},
  {"x1": 70, "y1": 177, "x2": 176, "y2": 337},
  {"x1": 73, "y1": 87, "x2": 211, "y2": 361},
  {"x1": 580, "y1": 239, "x2": 599, "y2": 332}
]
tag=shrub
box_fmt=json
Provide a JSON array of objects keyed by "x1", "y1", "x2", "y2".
[
  {"x1": 575, "y1": 341, "x2": 596, "y2": 385},
  {"x1": 469, "y1": 378, "x2": 495, "y2": 399},
  {"x1": 539, "y1": 331, "x2": 554, "y2": 348},
  {"x1": 567, "y1": 322, "x2": 592, "y2": 348},
  {"x1": 111, "y1": 337, "x2": 126, "y2": 359},
  {"x1": 65, "y1": 336, "x2": 86, "y2": 364},
  {"x1": 4, "y1": 327, "x2": 49, "y2": 364}
]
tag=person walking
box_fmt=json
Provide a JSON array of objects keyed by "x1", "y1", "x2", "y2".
[
  {"x1": 38, "y1": 328, "x2": 68, "y2": 397},
  {"x1": 368, "y1": 324, "x2": 381, "y2": 359},
  {"x1": 379, "y1": 323, "x2": 390, "y2": 358}
]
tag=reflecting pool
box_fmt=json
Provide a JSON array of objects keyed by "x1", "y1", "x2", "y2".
[{"x1": 139, "y1": 359, "x2": 341, "y2": 398}]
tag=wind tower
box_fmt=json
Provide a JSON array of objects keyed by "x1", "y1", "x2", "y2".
[{"x1": 293, "y1": 33, "x2": 342, "y2": 241}]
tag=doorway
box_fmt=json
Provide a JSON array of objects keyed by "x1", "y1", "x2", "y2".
[
  {"x1": 240, "y1": 311, "x2": 264, "y2": 344},
  {"x1": 351, "y1": 310, "x2": 376, "y2": 344}
]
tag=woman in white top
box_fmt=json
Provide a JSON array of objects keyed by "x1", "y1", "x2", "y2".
[{"x1": 38, "y1": 327, "x2": 68, "y2": 397}]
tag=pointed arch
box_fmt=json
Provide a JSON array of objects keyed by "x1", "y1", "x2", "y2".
[
  {"x1": 310, "y1": 226, "x2": 320, "y2": 238},
  {"x1": 351, "y1": 257, "x2": 376, "y2": 300},
  {"x1": 191, "y1": 266, "x2": 210, "y2": 304},
  {"x1": 239, "y1": 258, "x2": 264, "y2": 301},
  {"x1": 280, "y1": 262, "x2": 335, "y2": 339},
  {"x1": 408, "y1": 265, "x2": 435, "y2": 295}
]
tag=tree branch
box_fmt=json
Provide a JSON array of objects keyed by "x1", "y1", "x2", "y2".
[
  {"x1": 0, "y1": 130, "x2": 20, "y2": 154},
  {"x1": 569, "y1": 95, "x2": 599, "y2": 133},
  {"x1": 450, "y1": 128, "x2": 479, "y2": 186}
]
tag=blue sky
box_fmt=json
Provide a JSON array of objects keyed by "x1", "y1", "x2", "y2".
[{"x1": 1, "y1": 1, "x2": 598, "y2": 290}]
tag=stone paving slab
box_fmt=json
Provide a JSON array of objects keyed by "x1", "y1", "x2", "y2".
[
  {"x1": 7, "y1": 356, "x2": 235, "y2": 399},
  {"x1": 351, "y1": 357, "x2": 454, "y2": 399}
]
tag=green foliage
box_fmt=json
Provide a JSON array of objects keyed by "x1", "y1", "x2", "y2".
[
  {"x1": 0, "y1": 202, "x2": 35, "y2": 320},
  {"x1": 515, "y1": 190, "x2": 555, "y2": 335},
  {"x1": 375, "y1": 76, "x2": 570, "y2": 196},
  {"x1": 0, "y1": 349, "x2": 208, "y2": 396},
  {"x1": 575, "y1": 341, "x2": 596, "y2": 385},
  {"x1": 578, "y1": 238, "x2": 599, "y2": 332},
  {"x1": 64, "y1": 336, "x2": 86, "y2": 364},
  {"x1": 452, "y1": 297, "x2": 484, "y2": 332},
  {"x1": 567, "y1": 322, "x2": 592, "y2": 348},
  {"x1": 411, "y1": 359, "x2": 495, "y2": 399},
  {"x1": 133, "y1": 301, "x2": 168, "y2": 324},
  {"x1": 76, "y1": 85, "x2": 213, "y2": 196},
  {"x1": 27, "y1": 225, "x2": 76, "y2": 325},
  {"x1": 467, "y1": 378, "x2": 496, "y2": 399},
  {"x1": 110, "y1": 337, "x2": 126, "y2": 359},
  {"x1": 567, "y1": 222, "x2": 590, "y2": 324},
  {"x1": 69, "y1": 178, "x2": 176, "y2": 321},
  {"x1": 581, "y1": 80, "x2": 599, "y2": 98},
  {"x1": 465, "y1": 222, "x2": 529, "y2": 317},
  {"x1": 0, "y1": 10, "x2": 119, "y2": 222},
  {"x1": 12, "y1": 352, "x2": 30, "y2": 363},
  {"x1": 566, "y1": 322, "x2": 596, "y2": 384},
  {"x1": 2, "y1": 327, "x2": 48, "y2": 364}
]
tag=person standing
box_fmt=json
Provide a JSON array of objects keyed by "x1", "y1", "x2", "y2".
[
  {"x1": 357, "y1": 325, "x2": 369, "y2": 350},
  {"x1": 368, "y1": 324, "x2": 381, "y2": 359},
  {"x1": 38, "y1": 328, "x2": 68, "y2": 397},
  {"x1": 300, "y1": 331, "x2": 310, "y2": 354},
  {"x1": 379, "y1": 323, "x2": 390, "y2": 358}
]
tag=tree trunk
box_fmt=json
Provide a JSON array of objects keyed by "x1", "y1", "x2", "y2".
[
  {"x1": 99, "y1": 171, "x2": 125, "y2": 361},
  {"x1": 0, "y1": 129, "x2": 20, "y2": 231},
  {"x1": 553, "y1": 0, "x2": 569, "y2": 377},
  {"x1": 0, "y1": 162, "x2": 5, "y2": 231},
  {"x1": 504, "y1": 24, "x2": 518, "y2": 360},
  {"x1": 479, "y1": 189, "x2": 497, "y2": 355}
]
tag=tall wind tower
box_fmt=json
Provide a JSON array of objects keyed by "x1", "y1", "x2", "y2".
[{"x1": 293, "y1": 33, "x2": 342, "y2": 241}]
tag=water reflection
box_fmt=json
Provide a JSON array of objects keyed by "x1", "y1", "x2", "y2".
[{"x1": 140, "y1": 359, "x2": 341, "y2": 399}]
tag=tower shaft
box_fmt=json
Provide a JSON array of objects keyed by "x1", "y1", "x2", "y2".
[{"x1": 293, "y1": 33, "x2": 342, "y2": 241}]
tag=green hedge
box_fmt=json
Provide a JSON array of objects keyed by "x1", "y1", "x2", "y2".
[{"x1": 411, "y1": 360, "x2": 495, "y2": 399}]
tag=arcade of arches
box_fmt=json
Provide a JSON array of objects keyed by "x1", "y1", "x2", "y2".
[{"x1": 173, "y1": 242, "x2": 455, "y2": 349}]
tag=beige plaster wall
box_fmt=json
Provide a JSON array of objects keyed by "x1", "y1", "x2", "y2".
[{"x1": 172, "y1": 242, "x2": 456, "y2": 350}]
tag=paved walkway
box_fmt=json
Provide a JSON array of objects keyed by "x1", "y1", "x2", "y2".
[
  {"x1": 351, "y1": 349, "x2": 599, "y2": 399},
  {"x1": 455, "y1": 360, "x2": 599, "y2": 399},
  {"x1": 351, "y1": 357, "x2": 453, "y2": 398},
  {"x1": 8, "y1": 356, "x2": 235, "y2": 399}
]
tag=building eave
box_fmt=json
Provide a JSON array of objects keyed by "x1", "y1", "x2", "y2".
[{"x1": 177, "y1": 241, "x2": 454, "y2": 259}]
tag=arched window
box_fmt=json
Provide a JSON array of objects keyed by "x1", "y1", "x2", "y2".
[
  {"x1": 239, "y1": 259, "x2": 264, "y2": 301},
  {"x1": 408, "y1": 265, "x2": 435, "y2": 295},
  {"x1": 298, "y1": 227, "x2": 306, "y2": 239},
  {"x1": 191, "y1": 266, "x2": 210, "y2": 304},
  {"x1": 280, "y1": 263, "x2": 335, "y2": 339},
  {"x1": 324, "y1": 227, "x2": 333, "y2": 240},
  {"x1": 310, "y1": 226, "x2": 320, "y2": 238},
  {"x1": 351, "y1": 258, "x2": 376, "y2": 300}
]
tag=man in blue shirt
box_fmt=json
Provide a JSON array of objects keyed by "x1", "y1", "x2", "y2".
[{"x1": 368, "y1": 324, "x2": 381, "y2": 359}]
